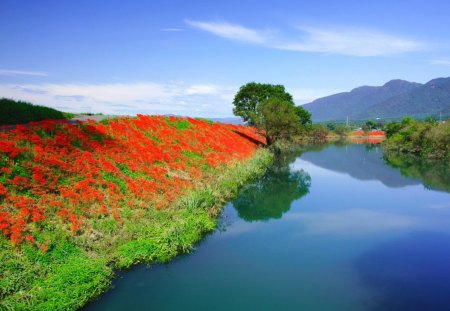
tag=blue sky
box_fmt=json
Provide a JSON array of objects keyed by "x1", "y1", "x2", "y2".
[{"x1": 1, "y1": 0, "x2": 449, "y2": 117}]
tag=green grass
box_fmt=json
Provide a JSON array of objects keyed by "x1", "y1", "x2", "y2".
[
  {"x1": 0, "y1": 238, "x2": 112, "y2": 310},
  {"x1": 165, "y1": 117, "x2": 191, "y2": 130},
  {"x1": 0, "y1": 149, "x2": 273, "y2": 310},
  {"x1": 0, "y1": 98, "x2": 68, "y2": 126},
  {"x1": 194, "y1": 117, "x2": 214, "y2": 124}
]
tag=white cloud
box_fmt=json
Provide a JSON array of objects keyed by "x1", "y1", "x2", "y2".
[
  {"x1": 0, "y1": 81, "x2": 237, "y2": 118},
  {"x1": 185, "y1": 19, "x2": 267, "y2": 44},
  {"x1": 185, "y1": 20, "x2": 426, "y2": 57},
  {"x1": 0, "y1": 69, "x2": 49, "y2": 77},
  {"x1": 185, "y1": 84, "x2": 220, "y2": 95},
  {"x1": 0, "y1": 80, "x2": 341, "y2": 116},
  {"x1": 161, "y1": 28, "x2": 184, "y2": 32},
  {"x1": 278, "y1": 26, "x2": 424, "y2": 57},
  {"x1": 286, "y1": 209, "x2": 419, "y2": 235},
  {"x1": 430, "y1": 58, "x2": 450, "y2": 66}
]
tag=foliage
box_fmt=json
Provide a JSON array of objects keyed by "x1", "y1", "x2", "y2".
[
  {"x1": 362, "y1": 120, "x2": 377, "y2": 132},
  {"x1": 383, "y1": 117, "x2": 450, "y2": 159},
  {"x1": 334, "y1": 124, "x2": 350, "y2": 137},
  {"x1": 307, "y1": 124, "x2": 329, "y2": 141},
  {"x1": 0, "y1": 115, "x2": 272, "y2": 309},
  {"x1": 0, "y1": 98, "x2": 67, "y2": 126},
  {"x1": 232, "y1": 82, "x2": 294, "y2": 125},
  {"x1": 294, "y1": 105, "x2": 312, "y2": 126},
  {"x1": 326, "y1": 122, "x2": 337, "y2": 131},
  {"x1": 255, "y1": 98, "x2": 302, "y2": 145},
  {"x1": 232, "y1": 82, "x2": 311, "y2": 145}
]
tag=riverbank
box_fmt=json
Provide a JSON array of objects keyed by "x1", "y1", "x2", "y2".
[
  {"x1": 383, "y1": 118, "x2": 449, "y2": 160},
  {"x1": 0, "y1": 116, "x2": 273, "y2": 310},
  {"x1": 84, "y1": 142, "x2": 450, "y2": 311}
]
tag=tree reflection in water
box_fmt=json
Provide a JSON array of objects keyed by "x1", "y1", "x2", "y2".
[
  {"x1": 384, "y1": 152, "x2": 450, "y2": 193},
  {"x1": 232, "y1": 150, "x2": 311, "y2": 222}
]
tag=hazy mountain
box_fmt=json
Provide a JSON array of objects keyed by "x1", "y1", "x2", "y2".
[
  {"x1": 303, "y1": 77, "x2": 450, "y2": 121},
  {"x1": 361, "y1": 78, "x2": 450, "y2": 119}
]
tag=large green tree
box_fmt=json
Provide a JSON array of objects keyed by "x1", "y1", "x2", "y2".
[
  {"x1": 232, "y1": 82, "x2": 311, "y2": 145},
  {"x1": 294, "y1": 105, "x2": 312, "y2": 126},
  {"x1": 256, "y1": 98, "x2": 301, "y2": 145},
  {"x1": 233, "y1": 82, "x2": 294, "y2": 125}
]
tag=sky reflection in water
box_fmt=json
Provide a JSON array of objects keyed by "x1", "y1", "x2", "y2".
[{"x1": 85, "y1": 144, "x2": 450, "y2": 311}]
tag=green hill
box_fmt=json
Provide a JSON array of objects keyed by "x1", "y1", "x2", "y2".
[
  {"x1": 363, "y1": 78, "x2": 450, "y2": 119},
  {"x1": 303, "y1": 77, "x2": 450, "y2": 122},
  {"x1": 0, "y1": 98, "x2": 67, "y2": 125}
]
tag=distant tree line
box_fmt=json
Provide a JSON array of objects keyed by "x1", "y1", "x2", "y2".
[{"x1": 0, "y1": 98, "x2": 68, "y2": 126}]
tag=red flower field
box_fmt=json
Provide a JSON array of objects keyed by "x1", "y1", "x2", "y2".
[{"x1": 0, "y1": 116, "x2": 265, "y2": 247}]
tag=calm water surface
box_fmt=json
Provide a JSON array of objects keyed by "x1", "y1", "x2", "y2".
[{"x1": 85, "y1": 144, "x2": 450, "y2": 311}]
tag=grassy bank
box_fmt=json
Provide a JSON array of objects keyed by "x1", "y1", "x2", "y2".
[
  {"x1": 0, "y1": 116, "x2": 272, "y2": 309},
  {"x1": 0, "y1": 98, "x2": 72, "y2": 126}
]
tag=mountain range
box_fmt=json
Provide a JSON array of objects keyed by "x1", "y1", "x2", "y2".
[{"x1": 302, "y1": 77, "x2": 450, "y2": 122}]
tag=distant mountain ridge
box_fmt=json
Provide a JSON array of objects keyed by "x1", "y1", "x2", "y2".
[{"x1": 303, "y1": 77, "x2": 450, "y2": 122}]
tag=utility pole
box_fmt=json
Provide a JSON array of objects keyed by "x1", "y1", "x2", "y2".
[{"x1": 346, "y1": 116, "x2": 349, "y2": 127}]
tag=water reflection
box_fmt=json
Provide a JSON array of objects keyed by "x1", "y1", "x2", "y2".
[
  {"x1": 232, "y1": 150, "x2": 311, "y2": 222},
  {"x1": 384, "y1": 153, "x2": 450, "y2": 193},
  {"x1": 354, "y1": 231, "x2": 450, "y2": 311},
  {"x1": 83, "y1": 143, "x2": 450, "y2": 311},
  {"x1": 285, "y1": 209, "x2": 418, "y2": 235},
  {"x1": 301, "y1": 143, "x2": 420, "y2": 188}
]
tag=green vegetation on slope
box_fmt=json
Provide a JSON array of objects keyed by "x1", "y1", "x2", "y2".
[
  {"x1": 382, "y1": 117, "x2": 449, "y2": 193},
  {"x1": 383, "y1": 117, "x2": 450, "y2": 159},
  {"x1": 0, "y1": 148, "x2": 272, "y2": 310},
  {"x1": 0, "y1": 98, "x2": 69, "y2": 126}
]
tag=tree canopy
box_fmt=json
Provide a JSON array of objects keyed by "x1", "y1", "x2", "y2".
[
  {"x1": 233, "y1": 82, "x2": 294, "y2": 125},
  {"x1": 232, "y1": 82, "x2": 311, "y2": 145},
  {"x1": 256, "y1": 98, "x2": 301, "y2": 145}
]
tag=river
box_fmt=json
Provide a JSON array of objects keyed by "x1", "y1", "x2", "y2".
[{"x1": 85, "y1": 143, "x2": 450, "y2": 311}]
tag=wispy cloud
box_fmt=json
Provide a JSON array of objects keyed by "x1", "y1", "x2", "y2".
[
  {"x1": 278, "y1": 26, "x2": 424, "y2": 57},
  {"x1": 185, "y1": 19, "x2": 426, "y2": 57},
  {"x1": 0, "y1": 80, "x2": 338, "y2": 115},
  {"x1": 161, "y1": 28, "x2": 184, "y2": 32},
  {"x1": 0, "y1": 69, "x2": 49, "y2": 77},
  {"x1": 430, "y1": 58, "x2": 450, "y2": 66},
  {"x1": 0, "y1": 81, "x2": 237, "y2": 117},
  {"x1": 185, "y1": 19, "x2": 267, "y2": 44}
]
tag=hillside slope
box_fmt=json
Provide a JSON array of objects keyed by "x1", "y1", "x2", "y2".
[
  {"x1": 0, "y1": 116, "x2": 271, "y2": 310},
  {"x1": 362, "y1": 78, "x2": 450, "y2": 119},
  {"x1": 303, "y1": 77, "x2": 450, "y2": 122},
  {"x1": 303, "y1": 80, "x2": 421, "y2": 121}
]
